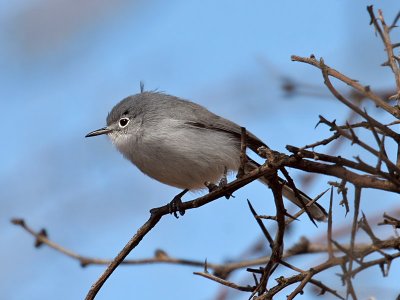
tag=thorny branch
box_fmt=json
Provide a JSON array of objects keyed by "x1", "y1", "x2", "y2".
[
  {"x1": 12, "y1": 5, "x2": 400, "y2": 300},
  {"x1": 291, "y1": 54, "x2": 400, "y2": 118},
  {"x1": 367, "y1": 5, "x2": 400, "y2": 100}
]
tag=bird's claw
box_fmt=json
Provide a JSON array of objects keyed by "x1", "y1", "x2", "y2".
[
  {"x1": 205, "y1": 181, "x2": 219, "y2": 193},
  {"x1": 204, "y1": 178, "x2": 234, "y2": 200},
  {"x1": 168, "y1": 189, "x2": 188, "y2": 218}
]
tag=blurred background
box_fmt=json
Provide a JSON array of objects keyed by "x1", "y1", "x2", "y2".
[{"x1": 2, "y1": 0, "x2": 400, "y2": 299}]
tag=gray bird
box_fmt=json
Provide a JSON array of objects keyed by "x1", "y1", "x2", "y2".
[{"x1": 86, "y1": 91, "x2": 327, "y2": 221}]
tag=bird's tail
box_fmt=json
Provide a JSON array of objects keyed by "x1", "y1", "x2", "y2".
[{"x1": 245, "y1": 160, "x2": 327, "y2": 222}]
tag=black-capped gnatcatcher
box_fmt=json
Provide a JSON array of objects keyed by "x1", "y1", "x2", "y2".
[{"x1": 86, "y1": 91, "x2": 327, "y2": 221}]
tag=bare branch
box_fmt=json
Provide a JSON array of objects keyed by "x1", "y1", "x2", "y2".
[
  {"x1": 291, "y1": 55, "x2": 400, "y2": 118},
  {"x1": 194, "y1": 272, "x2": 254, "y2": 292}
]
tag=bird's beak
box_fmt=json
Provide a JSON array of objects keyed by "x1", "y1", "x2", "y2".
[{"x1": 85, "y1": 127, "x2": 112, "y2": 137}]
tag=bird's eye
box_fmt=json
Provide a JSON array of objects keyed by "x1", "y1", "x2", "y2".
[{"x1": 119, "y1": 118, "x2": 129, "y2": 127}]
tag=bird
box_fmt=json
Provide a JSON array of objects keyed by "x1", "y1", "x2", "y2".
[{"x1": 86, "y1": 91, "x2": 327, "y2": 221}]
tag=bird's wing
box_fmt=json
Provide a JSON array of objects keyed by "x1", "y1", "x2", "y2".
[{"x1": 184, "y1": 118, "x2": 268, "y2": 153}]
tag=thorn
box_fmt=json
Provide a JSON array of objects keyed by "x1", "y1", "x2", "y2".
[
  {"x1": 80, "y1": 258, "x2": 90, "y2": 268},
  {"x1": 314, "y1": 119, "x2": 322, "y2": 129},
  {"x1": 318, "y1": 288, "x2": 327, "y2": 295},
  {"x1": 392, "y1": 42, "x2": 400, "y2": 49},
  {"x1": 381, "y1": 60, "x2": 390, "y2": 67},
  {"x1": 252, "y1": 273, "x2": 259, "y2": 286},
  {"x1": 389, "y1": 93, "x2": 400, "y2": 101},
  {"x1": 155, "y1": 249, "x2": 169, "y2": 259},
  {"x1": 35, "y1": 229, "x2": 48, "y2": 248},
  {"x1": 204, "y1": 258, "x2": 209, "y2": 273},
  {"x1": 379, "y1": 261, "x2": 387, "y2": 277}
]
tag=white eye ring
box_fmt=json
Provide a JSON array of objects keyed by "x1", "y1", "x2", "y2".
[{"x1": 119, "y1": 117, "x2": 130, "y2": 128}]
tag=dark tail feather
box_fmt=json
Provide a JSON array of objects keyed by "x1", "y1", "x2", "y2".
[{"x1": 245, "y1": 161, "x2": 327, "y2": 222}]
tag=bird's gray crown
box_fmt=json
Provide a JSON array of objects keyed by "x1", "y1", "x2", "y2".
[
  {"x1": 106, "y1": 91, "x2": 205, "y2": 127},
  {"x1": 106, "y1": 95, "x2": 138, "y2": 126},
  {"x1": 106, "y1": 91, "x2": 165, "y2": 126}
]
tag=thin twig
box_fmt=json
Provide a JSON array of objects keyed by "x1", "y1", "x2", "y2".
[
  {"x1": 287, "y1": 270, "x2": 314, "y2": 300},
  {"x1": 327, "y1": 187, "x2": 334, "y2": 259},
  {"x1": 367, "y1": 6, "x2": 400, "y2": 99},
  {"x1": 194, "y1": 272, "x2": 255, "y2": 292},
  {"x1": 247, "y1": 200, "x2": 274, "y2": 247},
  {"x1": 346, "y1": 186, "x2": 361, "y2": 299},
  {"x1": 291, "y1": 55, "x2": 400, "y2": 118}
]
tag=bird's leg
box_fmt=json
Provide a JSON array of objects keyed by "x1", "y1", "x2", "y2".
[
  {"x1": 219, "y1": 166, "x2": 228, "y2": 187},
  {"x1": 168, "y1": 189, "x2": 189, "y2": 218},
  {"x1": 205, "y1": 181, "x2": 218, "y2": 193},
  {"x1": 204, "y1": 167, "x2": 233, "y2": 199},
  {"x1": 220, "y1": 166, "x2": 233, "y2": 199}
]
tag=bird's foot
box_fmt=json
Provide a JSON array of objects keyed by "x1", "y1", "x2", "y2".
[
  {"x1": 168, "y1": 189, "x2": 188, "y2": 218},
  {"x1": 219, "y1": 167, "x2": 233, "y2": 199},
  {"x1": 220, "y1": 167, "x2": 228, "y2": 186},
  {"x1": 219, "y1": 175, "x2": 228, "y2": 188},
  {"x1": 205, "y1": 167, "x2": 228, "y2": 190},
  {"x1": 205, "y1": 181, "x2": 219, "y2": 193},
  {"x1": 204, "y1": 172, "x2": 234, "y2": 199}
]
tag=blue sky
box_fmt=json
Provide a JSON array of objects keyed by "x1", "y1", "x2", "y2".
[{"x1": 2, "y1": 1, "x2": 400, "y2": 299}]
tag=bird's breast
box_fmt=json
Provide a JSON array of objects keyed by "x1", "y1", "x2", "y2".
[{"x1": 112, "y1": 121, "x2": 241, "y2": 190}]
